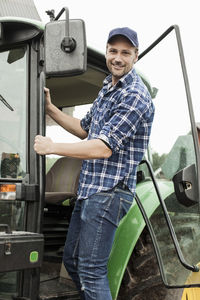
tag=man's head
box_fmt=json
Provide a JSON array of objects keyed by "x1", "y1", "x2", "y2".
[{"x1": 106, "y1": 27, "x2": 139, "y2": 85}]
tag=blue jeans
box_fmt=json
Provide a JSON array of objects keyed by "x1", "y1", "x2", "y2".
[{"x1": 63, "y1": 184, "x2": 133, "y2": 300}]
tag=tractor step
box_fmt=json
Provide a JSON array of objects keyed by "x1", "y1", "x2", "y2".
[{"x1": 39, "y1": 277, "x2": 80, "y2": 300}]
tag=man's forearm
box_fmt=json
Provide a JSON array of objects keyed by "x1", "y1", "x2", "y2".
[
  {"x1": 47, "y1": 103, "x2": 88, "y2": 140},
  {"x1": 34, "y1": 136, "x2": 112, "y2": 159},
  {"x1": 52, "y1": 140, "x2": 112, "y2": 159}
]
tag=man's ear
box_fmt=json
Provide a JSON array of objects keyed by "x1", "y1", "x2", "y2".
[
  {"x1": 134, "y1": 52, "x2": 139, "y2": 63},
  {"x1": 133, "y1": 48, "x2": 139, "y2": 63},
  {"x1": 105, "y1": 44, "x2": 108, "y2": 58}
]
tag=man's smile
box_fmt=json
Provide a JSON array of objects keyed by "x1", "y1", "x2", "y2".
[{"x1": 111, "y1": 63, "x2": 125, "y2": 70}]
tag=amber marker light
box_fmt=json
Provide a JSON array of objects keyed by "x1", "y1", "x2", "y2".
[{"x1": 0, "y1": 184, "x2": 16, "y2": 200}]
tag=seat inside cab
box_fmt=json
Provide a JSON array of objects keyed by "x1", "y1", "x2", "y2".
[{"x1": 45, "y1": 156, "x2": 82, "y2": 205}]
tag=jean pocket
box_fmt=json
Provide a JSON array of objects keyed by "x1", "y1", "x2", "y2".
[
  {"x1": 81, "y1": 192, "x2": 114, "y2": 223},
  {"x1": 117, "y1": 197, "x2": 133, "y2": 225}
]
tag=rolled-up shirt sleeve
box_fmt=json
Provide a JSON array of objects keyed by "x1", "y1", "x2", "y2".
[{"x1": 98, "y1": 91, "x2": 152, "y2": 153}]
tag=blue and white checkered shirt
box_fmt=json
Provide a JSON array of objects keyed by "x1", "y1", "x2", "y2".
[{"x1": 77, "y1": 67, "x2": 154, "y2": 200}]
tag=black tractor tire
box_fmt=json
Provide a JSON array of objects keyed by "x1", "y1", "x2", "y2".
[{"x1": 117, "y1": 227, "x2": 183, "y2": 300}]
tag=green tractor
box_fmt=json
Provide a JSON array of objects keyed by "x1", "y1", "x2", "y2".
[{"x1": 0, "y1": 1, "x2": 200, "y2": 299}]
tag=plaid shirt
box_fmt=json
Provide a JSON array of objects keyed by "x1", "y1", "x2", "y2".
[{"x1": 78, "y1": 68, "x2": 154, "y2": 200}]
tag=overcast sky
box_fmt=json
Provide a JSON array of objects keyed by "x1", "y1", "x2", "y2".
[
  {"x1": 34, "y1": 0, "x2": 199, "y2": 112},
  {"x1": 33, "y1": 0, "x2": 200, "y2": 154}
]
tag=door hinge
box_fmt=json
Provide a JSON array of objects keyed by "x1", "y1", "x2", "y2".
[{"x1": 16, "y1": 183, "x2": 39, "y2": 202}]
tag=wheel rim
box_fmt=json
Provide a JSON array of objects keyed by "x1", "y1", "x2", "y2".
[
  {"x1": 181, "y1": 288, "x2": 200, "y2": 300},
  {"x1": 181, "y1": 263, "x2": 200, "y2": 300}
]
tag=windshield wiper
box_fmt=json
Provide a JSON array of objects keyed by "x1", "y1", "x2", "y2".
[{"x1": 0, "y1": 94, "x2": 14, "y2": 111}]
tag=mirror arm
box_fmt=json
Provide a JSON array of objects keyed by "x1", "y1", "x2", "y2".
[
  {"x1": 45, "y1": 10, "x2": 55, "y2": 22},
  {"x1": 55, "y1": 7, "x2": 76, "y2": 53}
]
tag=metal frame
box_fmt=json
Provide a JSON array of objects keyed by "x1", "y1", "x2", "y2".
[{"x1": 17, "y1": 36, "x2": 45, "y2": 300}]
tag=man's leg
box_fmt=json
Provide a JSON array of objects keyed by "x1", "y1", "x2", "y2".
[
  {"x1": 63, "y1": 199, "x2": 85, "y2": 300},
  {"x1": 78, "y1": 186, "x2": 133, "y2": 300}
]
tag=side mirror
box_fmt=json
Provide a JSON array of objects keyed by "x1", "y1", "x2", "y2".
[
  {"x1": 44, "y1": 8, "x2": 87, "y2": 77},
  {"x1": 172, "y1": 164, "x2": 198, "y2": 207}
]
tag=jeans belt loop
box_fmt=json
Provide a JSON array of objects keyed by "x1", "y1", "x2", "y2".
[{"x1": 118, "y1": 182, "x2": 128, "y2": 190}]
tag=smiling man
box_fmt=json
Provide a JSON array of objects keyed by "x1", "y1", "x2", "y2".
[{"x1": 34, "y1": 27, "x2": 155, "y2": 300}]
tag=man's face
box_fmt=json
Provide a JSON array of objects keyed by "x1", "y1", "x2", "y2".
[{"x1": 106, "y1": 35, "x2": 138, "y2": 85}]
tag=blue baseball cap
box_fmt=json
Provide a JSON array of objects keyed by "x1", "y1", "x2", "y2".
[{"x1": 107, "y1": 27, "x2": 139, "y2": 48}]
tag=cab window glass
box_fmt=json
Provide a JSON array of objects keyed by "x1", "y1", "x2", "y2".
[{"x1": 0, "y1": 48, "x2": 27, "y2": 179}]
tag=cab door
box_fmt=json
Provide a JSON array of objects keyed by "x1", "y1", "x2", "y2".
[
  {"x1": 0, "y1": 42, "x2": 45, "y2": 299},
  {"x1": 136, "y1": 25, "x2": 200, "y2": 288}
]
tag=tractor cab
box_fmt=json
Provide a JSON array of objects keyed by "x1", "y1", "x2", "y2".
[{"x1": 0, "y1": 2, "x2": 200, "y2": 300}]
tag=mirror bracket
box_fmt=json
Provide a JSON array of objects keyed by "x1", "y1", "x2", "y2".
[
  {"x1": 45, "y1": 9, "x2": 55, "y2": 22},
  {"x1": 54, "y1": 7, "x2": 77, "y2": 53},
  {"x1": 61, "y1": 36, "x2": 76, "y2": 53}
]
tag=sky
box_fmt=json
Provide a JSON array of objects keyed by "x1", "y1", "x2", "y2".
[
  {"x1": 33, "y1": 0, "x2": 199, "y2": 102},
  {"x1": 33, "y1": 0, "x2": 200, "y2": 154}
]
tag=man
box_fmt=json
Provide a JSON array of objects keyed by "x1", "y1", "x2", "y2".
[{"x1": 34, "y1": 27, "x2": 155, "y2": 300}]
